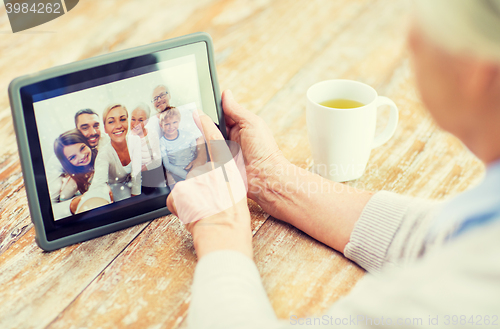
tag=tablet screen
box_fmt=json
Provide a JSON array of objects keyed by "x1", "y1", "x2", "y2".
[{"x1": 19, "y1": 41, "x2": 218, "y2": 241}]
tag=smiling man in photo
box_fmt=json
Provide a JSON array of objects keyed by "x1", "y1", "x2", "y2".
[{"x1": 74, "y1": 109, "x2": 108, "y2": 150}]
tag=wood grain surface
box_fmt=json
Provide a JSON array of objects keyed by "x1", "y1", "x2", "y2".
[{"x1": 0, "y1": 0, "x2": 484, "y2": 328}]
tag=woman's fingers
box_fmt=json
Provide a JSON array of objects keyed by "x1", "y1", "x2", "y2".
[
  {"x1": 167, "y1": 94, "x2": 250, "y2": 228},
  {"x1": 222, "y1": 90, "x2": 237, "y2": 127},
  {"x1": 166, "y1": 193, "x2": 178, "y2": 217},
  {"x1": 202, "y1": 112, "x2": 224, "y2": 141},
  {"x1": 222, "y1": 90, "x2": 254, "y2": 126},
  {"x1": 193, "y1": 109, "x2": 224, "y2": 141},
  {"x1": 193, "y1": 109, "x2": 232, "y2": 165}
]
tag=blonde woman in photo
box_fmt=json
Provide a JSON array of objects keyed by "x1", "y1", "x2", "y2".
[{"x1": 78, "y1": 104, "x2": 141, "y2": 213}]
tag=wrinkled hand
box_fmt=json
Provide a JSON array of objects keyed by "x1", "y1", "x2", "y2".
[
  {"x1": 166, "y1": 108, "x2": 252, "y2": 259},
  {"x1": 222, "y1": 90, "x2": 289, "y2": 204}
]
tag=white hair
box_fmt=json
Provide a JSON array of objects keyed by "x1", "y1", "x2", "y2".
[
  {"x1": 132, "y1": 102, "x2": 151, "y2": 119},
  {"x1": 152, "y1": 84, "x2": 170, "y2": 95},
  {"x1": 414, "y1": 0, "x2": 500, "y2": 62}
]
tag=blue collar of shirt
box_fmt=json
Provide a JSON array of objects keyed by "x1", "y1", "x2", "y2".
[{"x1": 430, "y1": 158, "x2": 500, "y2": 239}]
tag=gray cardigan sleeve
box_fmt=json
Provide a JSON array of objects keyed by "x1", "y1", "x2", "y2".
[{"x1": 344, "y1": 191, "x2": 443, "y2": 273}]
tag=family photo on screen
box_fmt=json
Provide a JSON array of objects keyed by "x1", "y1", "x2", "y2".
[{"x1": 34, "y1": 57, "x2": 206, "y2": 220}]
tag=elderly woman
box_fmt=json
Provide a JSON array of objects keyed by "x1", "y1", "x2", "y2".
[
  {"x1": 166, "y1": 0, "x2": 500, "y2": 327},
  {"x1": 78, "y1": 104, "x2": 141, "y2": 212},
  {"x1": 129, "y1": 102, "x2": 166, "y2": 189}
]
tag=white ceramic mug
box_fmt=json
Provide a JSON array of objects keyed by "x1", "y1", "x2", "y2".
[{"x1": 306, "y1": 79, "x2": 399, "y2": 182}]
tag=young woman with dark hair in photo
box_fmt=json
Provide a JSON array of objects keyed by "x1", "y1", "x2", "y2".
[{"x1": 51, "y1": 129, "x2": 97, "y2": 216}]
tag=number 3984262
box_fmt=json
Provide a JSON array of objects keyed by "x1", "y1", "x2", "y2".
[{"x1": 5, "y1": 2, "x2": 62, "y2": 14}]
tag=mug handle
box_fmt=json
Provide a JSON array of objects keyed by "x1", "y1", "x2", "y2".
[{"x1": 371, "y1": 96, "x2": 399, "y2": 149}]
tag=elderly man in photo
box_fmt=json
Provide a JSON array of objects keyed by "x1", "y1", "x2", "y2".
[
  {"x1": 152, "y1": 84, "x2": 171, "y2": 113},
  {"x1": 145, "y1": 84, "x2": 172, "y2": 139}
]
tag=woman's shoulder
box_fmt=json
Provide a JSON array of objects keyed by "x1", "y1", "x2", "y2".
[
  {"x1": 127, "y1": 134, "x2": 142, "y2": 151},
  {"x1": 148, "y1": 128, "x2": 160, "y2": 140},
  {"x1": 127, "y1": 133, "x2": 141, "y2": 143},
  {"x1": 98, "y1": 142, "x2": 113, "y2": 153}
]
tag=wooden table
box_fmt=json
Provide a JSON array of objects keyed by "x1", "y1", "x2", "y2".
[{"x1": 0, "y1": 0, "x2": 485, "y2": 328}]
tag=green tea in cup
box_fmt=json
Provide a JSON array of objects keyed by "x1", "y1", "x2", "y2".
[{"x1": 319, "y1": 98, "x2": 365, "y2": 109}]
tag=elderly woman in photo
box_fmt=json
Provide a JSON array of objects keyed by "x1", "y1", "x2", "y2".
[
  {"x1": 78, "y1": 103, "x2": 141, "y2": 213},
  {"x1": 129, "y1": 102, "x2": 165, "y2": 189},
  {"x1": 49, "y1": 129, "x2": 97, "y2": 218},
  {"x1": 165, "y1": 0, "x2": 500, "y2": 327}
]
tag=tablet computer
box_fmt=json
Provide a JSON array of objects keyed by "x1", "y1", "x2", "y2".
[{"x1": 8, "y1": 32, "x2": 225, "y2": 251}]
